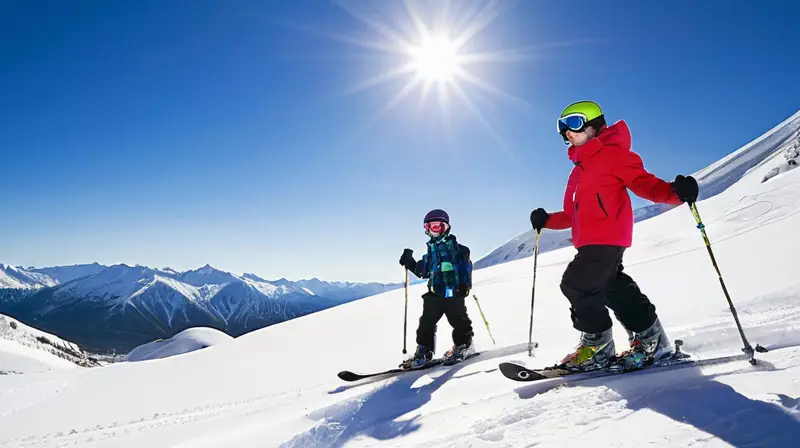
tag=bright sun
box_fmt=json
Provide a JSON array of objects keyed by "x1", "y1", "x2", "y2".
[
  {"x1": 317, "y1": 1, "x2": 535, "y2": 149},
  {"x1": 409, "y1": 36, "x2": 459, "y2": 82}
]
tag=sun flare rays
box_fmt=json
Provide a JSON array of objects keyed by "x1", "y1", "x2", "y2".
[{"x1": 317, "y1": 0, "x2": 540, "y2": 149}]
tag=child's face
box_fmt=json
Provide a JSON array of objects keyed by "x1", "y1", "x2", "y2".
[{"x1": 566, "y1": 126, "x2": 596, "y2": 147}]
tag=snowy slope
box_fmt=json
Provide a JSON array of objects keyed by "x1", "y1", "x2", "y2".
[
  {"x1": 0, "y1": 340, "x2": 79, "y2": 374},
  {"x1": 0, "y1": 314, "x2": 98, "y2": 373},
  {"x1": 273, "y1": 277, "x2": 403, "y2": 302},
  {"x1": 0, "y1": 264, "x2": 57, "y2": 289},
  {"x1": 1, "y1": 112, "x2": 800, "y2": 447},
  {"x1": 475, "y1": 110, "x2": 800, "y2": 269},
  {"x1": 125, "y1": 327, "x2": 233, "y2": 362},
  {"x1": 30, "y1": 262, "x2": 108, "y2": 284},
  {"x1": 761, "y1": 130, "x2": 800, "y2": 183},
  {"x1": 0, "y1": 263, "x2": 107, "y2": 290}
]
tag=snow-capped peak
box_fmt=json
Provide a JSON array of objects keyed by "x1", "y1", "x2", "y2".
[
  {"x1": 0, "y1": 264, "x2": 58, "y2": 289},
  {"x1": 30, "y1": 262, "x2": 108, "y2": 284},
  {"x1": 179, "y1": 264, "x2": 240, "y2": 287},
  {"x1": 242, "y1": 273, "x2": 268, "y2": 282}
]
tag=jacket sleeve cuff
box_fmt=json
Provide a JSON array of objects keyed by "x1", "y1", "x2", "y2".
[{"x1": 545, "y1": 211, "x2": 572, "y2": 229}]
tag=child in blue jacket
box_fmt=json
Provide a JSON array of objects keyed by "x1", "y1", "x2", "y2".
[{"x1": 399, "y1": 209, "x2": 475, "y2": 369}]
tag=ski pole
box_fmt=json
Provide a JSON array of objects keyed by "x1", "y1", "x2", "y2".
[
  {"x1": 528, "y1": 229, "x2": 542, "y2": 357},
  {"x1": 403, "y1": 268, "x2": 409, "y2": 355},
  {"x1": 472, "y1": 294, "x2": 496, "y2": 346},
  {"x1": 688, "y1": 202, "x2": 766, "y2": 364}
]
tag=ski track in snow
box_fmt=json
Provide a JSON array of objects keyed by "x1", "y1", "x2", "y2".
[
  {"x1": 0, "y1": 381, "x2": 332, "y2": 448},
  {"x1": 3, "y1": 112, "x2": 800, "y2": 447}
]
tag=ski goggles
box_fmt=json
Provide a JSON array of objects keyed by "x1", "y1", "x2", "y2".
[
  {"x1": 424, "y1": 221, "x2": 448, "y2": 234},
  {"x1": 557, "y1": 113, "x2": 589, "y2": 135}
]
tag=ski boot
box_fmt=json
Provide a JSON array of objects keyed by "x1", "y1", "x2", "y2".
[
  {"x1": 612, "y1": 318, "x2": 673, "y2": 371},
  {"x1": 442, "y1": 339, "x2": 475, "y2": 365},
  {"x1": 400, "y1": 345, "x2": 435, "y2": 370},
  {"x1": 555, "y1": 328, "x2": 616, "y2": 373}
]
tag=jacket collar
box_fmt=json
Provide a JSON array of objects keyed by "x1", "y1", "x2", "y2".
[{"x1": 428, "y1": 232, "x2": 454, "y2": 245}]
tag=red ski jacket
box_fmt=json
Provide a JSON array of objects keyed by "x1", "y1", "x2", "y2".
[{"x1": 545, "y1": 120, "x2": 682, "y2": 248}]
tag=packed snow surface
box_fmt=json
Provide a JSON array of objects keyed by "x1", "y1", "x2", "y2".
[
  {"x1": 0, "y1": 339, "x2": 79, "y2": 374},
  {"x1": 2, "y1": 112, "x2": 800, "y2": 447}
]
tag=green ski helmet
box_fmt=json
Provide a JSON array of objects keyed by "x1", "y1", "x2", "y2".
[{"x1": 557, "y1": 100, "x2": 606, "y2": 144}]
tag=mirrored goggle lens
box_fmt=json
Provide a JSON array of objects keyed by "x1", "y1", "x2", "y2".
[
  {"x1": 424, "y1": 221, "x2": 447, "y2": 233},
  {"x1": 557, "y1": 115, "x2": 586, "y2": 133}
]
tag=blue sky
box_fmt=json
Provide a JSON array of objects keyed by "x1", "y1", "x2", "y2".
[{"x1": 2, "y1": 0, "x2": 799, "y2": 283}]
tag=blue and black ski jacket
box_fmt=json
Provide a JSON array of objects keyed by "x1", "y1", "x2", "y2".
[{"x1": 412, "y1": 233, "x2": 472, "y2": 298}]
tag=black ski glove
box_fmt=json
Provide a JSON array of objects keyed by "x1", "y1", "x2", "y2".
[
  {"x1": 530, "y1": 208, "x2": 549, "y2": 232},
  {"x1": 671, "y1": 175, "x2": 699, "y2": 203},
  {"x1": 399, "y1": 249, "x2": 416, "y2": 272}
]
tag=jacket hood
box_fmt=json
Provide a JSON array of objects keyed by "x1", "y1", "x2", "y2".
[{"x1": 568, "y1": 120, "x2": 631, "y2": 163}]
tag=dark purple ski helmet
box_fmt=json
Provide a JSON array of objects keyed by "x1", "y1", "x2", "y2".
[{"x1": 423, "y1": 209, "x2": 449, "y2": 224}]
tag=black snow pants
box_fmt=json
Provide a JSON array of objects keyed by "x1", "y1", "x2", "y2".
[
  {"x1": 416, "y1": 292, "x2": 474, "y2": 351},
  {"x1": 560, "y1": 245, "x2": 658, "y2": 335}
]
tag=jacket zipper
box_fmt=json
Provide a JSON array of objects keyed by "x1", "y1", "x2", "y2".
[{"x1": 596, "y1": 193, "x2": 609, "y2": 218}]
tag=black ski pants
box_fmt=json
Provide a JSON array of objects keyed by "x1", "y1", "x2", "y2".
[
  {"x1": 416, "y1": 292, "x2": 474, "y2": 351},
  {"x1": 560, "y1": 245, "x2": 658, "y2": 335}
]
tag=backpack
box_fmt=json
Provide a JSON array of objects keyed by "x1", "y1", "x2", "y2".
[{"x1": 455, "y1": 243, "x2": 473, "y2": 292}]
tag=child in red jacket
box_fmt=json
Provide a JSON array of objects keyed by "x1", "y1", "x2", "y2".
[{"x1": 530, "y1": 100, "x2": 698, "y2": 372}]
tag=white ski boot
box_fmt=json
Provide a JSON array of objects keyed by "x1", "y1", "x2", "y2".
[
  {"x1": 615, "y1": 318, "x2": 673, "y2": 370},
  {"x1": 443, "y1": 339, "x2": 475, "y2": 365}
]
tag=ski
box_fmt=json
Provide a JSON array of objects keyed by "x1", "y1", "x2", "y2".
[
  {"x1": 338, "y1": 352, "x2": 480, "y2": 382},
  {"x1": 499, "y1": 349, "x2": 751, "y2": 383}
]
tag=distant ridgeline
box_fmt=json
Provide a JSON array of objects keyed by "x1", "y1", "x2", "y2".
[{"x1": 0, "y1": 263, "x2": 400, "y2": 354}]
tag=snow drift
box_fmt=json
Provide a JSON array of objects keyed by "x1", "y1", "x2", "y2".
[{"x1": 125, "y1": 327, "x2": 234, "y2": 362}]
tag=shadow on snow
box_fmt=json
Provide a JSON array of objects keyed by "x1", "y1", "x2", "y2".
[
  {"x1": 279, "y1": 360, "x2": 471, "y2": 448},
  {"x1": 280, "y1": 342, "x2": 529, "y2": 447},
  {"x1": 512, "y1": 357, "x2": 800, "y2": 446}
]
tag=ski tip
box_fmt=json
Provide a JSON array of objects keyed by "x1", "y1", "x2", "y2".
[
  {"x1": 498, "y1": 361, "x2": 554, "y2": 382},
  {"x1": 498, "y1": 362, "x2": 528, "y2": 380},
  {"x1": 337, "y1": 371, "x2": 360, "y2": 382}
]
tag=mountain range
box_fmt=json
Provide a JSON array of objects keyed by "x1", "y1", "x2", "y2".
[{"x1": 0, "y1": 263, "x2": 401, "y2": 353}]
